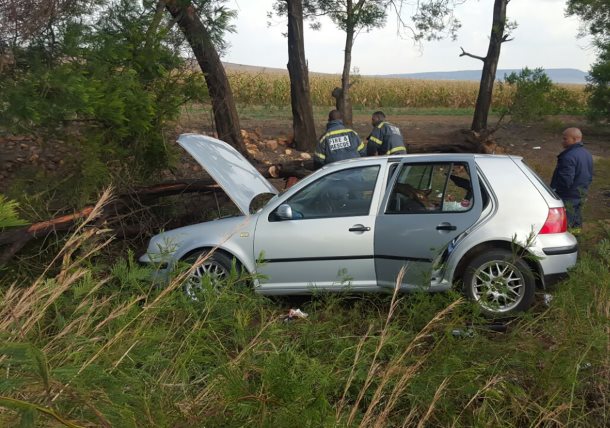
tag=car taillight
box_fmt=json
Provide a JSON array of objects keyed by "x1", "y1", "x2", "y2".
[{"x1": 539, "y1": 207, "x2": 567, "y2": 234}]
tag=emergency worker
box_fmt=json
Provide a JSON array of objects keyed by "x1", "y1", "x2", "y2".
[
  {"x1": 314, "y1": 110, "x2": 365, "y2": 170},
  {"x1": 366, "y1": 111, "x2": 406, "y2": 156}
]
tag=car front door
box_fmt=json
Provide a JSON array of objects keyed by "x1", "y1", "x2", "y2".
[
  {"x1": 253, "y1": 164, "x2": 384, "y2": 293},
  {"x1": 375, "y1": 158, "x2": 482, "y2": 290}
]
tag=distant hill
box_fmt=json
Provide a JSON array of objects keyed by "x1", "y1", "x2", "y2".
[
  {"x1": 222, "y1": 62, "x2": 588, "y2": 84},
  {"x1": 383, "y1": 68, "x2": 588, "y2": 84}
]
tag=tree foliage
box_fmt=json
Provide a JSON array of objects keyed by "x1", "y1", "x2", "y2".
[
  {"x1": 496, "y1": 67, "x2": 583, "y2": 123},
  {"x1": 566, "y1": 0, "x2": 610, "y2": 122},
  {"x1": 0, "y1": 0, "x2": 207, "y2": 189}
]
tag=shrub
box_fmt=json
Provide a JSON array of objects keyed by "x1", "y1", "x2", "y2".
[{"x1": 500, "y1": 67, "x2": 555, "y2": 122}]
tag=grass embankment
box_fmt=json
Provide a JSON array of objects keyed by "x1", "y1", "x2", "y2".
[{"x1": 0, "y1": 191, "x2": 608, "y2": 427}]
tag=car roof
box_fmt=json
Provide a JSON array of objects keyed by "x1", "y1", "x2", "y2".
[{"x1": 320, "y1": 153, "x2": 523, "y2": 170}]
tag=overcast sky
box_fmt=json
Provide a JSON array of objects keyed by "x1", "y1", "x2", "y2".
[{"x1": 222, "y1": 0, "x2": 596, "y2": 74}]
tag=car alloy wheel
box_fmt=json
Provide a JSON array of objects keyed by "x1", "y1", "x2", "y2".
[
  {"x1": 463, "y1": 249, "x2": 535, "y2": 316},
  {"x1": 183, "y1": 251, "x2": 234, "y2": 299}
]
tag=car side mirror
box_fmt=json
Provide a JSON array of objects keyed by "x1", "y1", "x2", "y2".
[{"x1": 276, "y1": 204, "x2": 293, "y2": 221}]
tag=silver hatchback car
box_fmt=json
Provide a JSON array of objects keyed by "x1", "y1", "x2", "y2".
[{"x1": 140, "y1": 134, "x2": 578, "y2": 316}]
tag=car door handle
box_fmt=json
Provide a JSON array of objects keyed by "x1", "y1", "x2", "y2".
[
  {"x1": 436, "y1": 223, "x2": 457, "y2": 231},
  {"x1": 349, "y1": 225, "x2": 371, "y2": 232}
]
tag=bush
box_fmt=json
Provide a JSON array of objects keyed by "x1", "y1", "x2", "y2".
[{"x1": 500, "y1": 67, "x2": 555, "y2": 122}]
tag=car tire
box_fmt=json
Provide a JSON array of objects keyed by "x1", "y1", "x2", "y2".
[
  {"x1": 182, "y1": 250, "x2": 241, "y2": 298},
  {"x1": 462, "y1": 249, "x2": 535, "y2": 317}
]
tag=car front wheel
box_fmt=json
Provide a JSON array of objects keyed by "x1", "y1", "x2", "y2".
[
  {"x1": 463, "y1": 249, "x2": 535, "y2": 317},
  {"x1": 182, "y1": 250, "x2": 238, "y2": 298}
]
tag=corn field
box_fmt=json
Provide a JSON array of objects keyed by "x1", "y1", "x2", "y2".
[{"x1": 223, "y1": 71, "x2": 588, "y2": 111}]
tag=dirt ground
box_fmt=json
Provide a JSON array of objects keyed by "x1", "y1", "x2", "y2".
[{"x1": 1, "y1": 113, "x2": 608, "y2": 222}]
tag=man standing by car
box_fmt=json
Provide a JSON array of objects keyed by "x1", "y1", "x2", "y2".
[
  {"x1": 314, "y1": 110, "x2": 364, "y2": 169},
  {"x1": 550, "y1": 127, "x2": 593, "y2": 231},
  {"x1": 366, "y1": 111, "x2": 406, "y2": 156}
]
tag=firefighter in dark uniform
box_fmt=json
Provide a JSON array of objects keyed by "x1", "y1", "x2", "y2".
[
  {"x1": 366, "y1": 111, "x2": 406, "y2": 156},
  {"x1": 314, "y1": 110, "x2": 365, "y2": 170}
]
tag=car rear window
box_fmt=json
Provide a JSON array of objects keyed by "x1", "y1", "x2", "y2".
[{"x1": 520, "y1": 160, "x2": 560, "y2": 200}]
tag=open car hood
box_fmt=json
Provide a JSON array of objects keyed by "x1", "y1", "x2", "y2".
[{"x1": 177, "y1": 134, "x2": 278, "y2": 215}]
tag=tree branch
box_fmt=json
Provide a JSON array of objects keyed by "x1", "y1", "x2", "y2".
[{"x1": 459, "y1": 46, "x2": 485, "y2": 61}]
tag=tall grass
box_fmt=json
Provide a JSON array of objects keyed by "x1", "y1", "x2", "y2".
[{"x1": 0, "y1": 192, "x2": 608, "y2": 426}]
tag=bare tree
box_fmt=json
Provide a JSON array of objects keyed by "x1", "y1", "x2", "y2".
[
  {"x1": 460, "y1": 0, "x2": 513, "y2": 132},
  {"x1": 165, "y1": 0, "x2": 246, "y2": 156}
]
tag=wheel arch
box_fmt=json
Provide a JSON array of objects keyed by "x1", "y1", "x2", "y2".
[
  {"x1": 453, "y1": 240, "x2": 544, "y2": 289},
  {"x1": 180, "y1": 246, "x2": 251, "y2": 274}
]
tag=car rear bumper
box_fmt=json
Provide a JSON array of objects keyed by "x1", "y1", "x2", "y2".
[{"x1": 542, "y1": 244, "x2": 578, "y2": 256}]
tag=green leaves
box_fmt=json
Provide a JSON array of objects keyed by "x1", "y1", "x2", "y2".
[
  {"x1": 0, "y1": 195, "x2": 27, "y2": 230},
  {"x1": 499, "y1": 67, "x2": 570, "y2": 122},
  {"x1": 566, "y1": 0, "x2": 610, "y2": 122}
]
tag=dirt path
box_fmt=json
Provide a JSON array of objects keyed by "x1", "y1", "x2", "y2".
[{"x1": 1, "y1": 114, "x2": 608, "y2": 221}]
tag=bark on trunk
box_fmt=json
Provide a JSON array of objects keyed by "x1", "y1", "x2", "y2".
[
  {"x1": 332, "y1": 0, "x2": 354, "y2": 126},
  {"x1": 286, "y1": 0, "x2": 317, "y2": 152},
  {"x1": 471, "y1": 0, "x2": 508, "y2": 132},
  {"x1": 165, "y1": 1, "x2": 247, "y2": 156}
]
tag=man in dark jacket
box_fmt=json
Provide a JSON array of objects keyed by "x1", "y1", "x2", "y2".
[
  {"x1": 366, "y1": 111, "x2": 406, "y2": 156},
  {"x1": 550, "y1": 127, "x2": 593, "y2": 229},
  {"x1": 314, "y1": 110, "x2": 365, "y2": 170}
]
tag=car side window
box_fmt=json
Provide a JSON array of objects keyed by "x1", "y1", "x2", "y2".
[
  {"x1": 386, "y1": 162, "x2": 473, "y2": 214},
  {"x1": 275, "y1": 165, "x2": 380, "y2": 220}
]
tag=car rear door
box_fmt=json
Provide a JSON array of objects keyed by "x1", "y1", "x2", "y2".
[{"x1": 375, "y1": 157, "x2": 483, "y2": 290}]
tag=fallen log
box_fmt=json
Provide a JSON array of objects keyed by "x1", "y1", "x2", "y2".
[{"x1": 0, "y1": 180, "x2": 220, "y2": 265}]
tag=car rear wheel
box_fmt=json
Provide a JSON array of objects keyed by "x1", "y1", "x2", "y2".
[
  {"x1": 182, "y1": 250, "x2": 238, "y2": 298},
  {"x1": 463, "y1": 249, "x2": 535, "y2": 317}
]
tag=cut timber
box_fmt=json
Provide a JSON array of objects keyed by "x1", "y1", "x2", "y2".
[{"x1": 257, "y1": 159, "x2": 314, "y2": 179}]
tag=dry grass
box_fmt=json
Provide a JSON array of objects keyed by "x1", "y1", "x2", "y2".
[{"x1": 225, "y1": 71, "x2": 588, "y2": 110}]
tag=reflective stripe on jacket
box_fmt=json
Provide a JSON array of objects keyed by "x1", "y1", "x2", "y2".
[
  {"x1": 367, "y1": 121, "x2": 406, "y2": 156},
  {"x1": 314, "y1": 120, "x2": 364, "y2": 169}
]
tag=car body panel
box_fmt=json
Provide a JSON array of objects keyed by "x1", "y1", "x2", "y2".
[
  {"x1": 374, "y1": 156, "x2": 483, "y2": 290},
  {"x1": 440, "y1": 156, "x2": 577, "y2": 287},
  {"x1": 177, "y1": 134, "x2": 277, "y2": 215},
  {"x1": 139, "y1": 215, "x2": 259, "y2": 275},
  {"x1": 253, "y1": 162, "x2": 389, "y2": 293}
]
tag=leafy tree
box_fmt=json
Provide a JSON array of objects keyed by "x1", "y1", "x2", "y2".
[
  {"x1": 314, "y1": 0, "x2": 388, "y2": 126},
  {"x1": 273, "y1": 0, "x2": 462, "y2": 127},
  {"x1": 566, "y1": 0, "x2": 610, "y2": 122},
  {"x1": 0, "y1": 0, "x2": 207, "y2": 202}
]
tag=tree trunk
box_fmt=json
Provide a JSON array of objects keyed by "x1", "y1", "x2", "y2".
[
  {"x1": 165, "y1": 1, "x2": 247, "y2": 156},
  {"x1": 471, "y1": 0, "x2": 508, "y2": 132},
  {"x1": 286, "y1": 0, "x2": 317, "y2": 152},
  {"x1": 333, "y1": 1, "x2": 354, "y2": 126}
]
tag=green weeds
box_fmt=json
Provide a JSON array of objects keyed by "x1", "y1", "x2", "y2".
[{"x1": 0, "y1": 195, "x2": 608, "y2": 427}]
